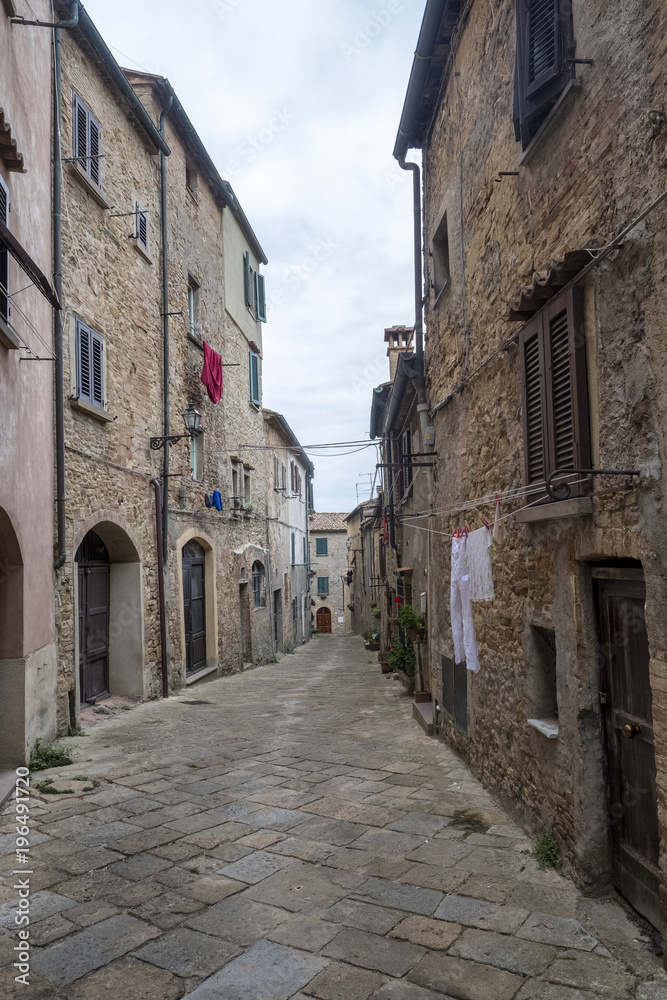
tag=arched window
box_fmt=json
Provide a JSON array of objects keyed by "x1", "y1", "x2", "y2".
[{"x1": 252, "y1": 561, "x2": 265, "y2": 608}]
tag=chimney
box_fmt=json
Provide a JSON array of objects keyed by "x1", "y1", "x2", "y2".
[{"x1": 385, "y1": 326, "x2": 414, "y2": 380}]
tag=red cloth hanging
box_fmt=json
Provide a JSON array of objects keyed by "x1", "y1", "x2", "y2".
[{"x1": 200, "y1": 341, "x2": 223, "y2": 404}]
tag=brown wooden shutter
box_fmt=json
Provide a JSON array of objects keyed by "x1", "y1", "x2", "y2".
[
  {"x1": 520, "y1": 315, "x2": 547, "y2": 485},
  {"x1": 91, "y1": 332, "x2": 104, "y2": 407},
  {"x1": 0, "y1": 175, "x2": 8, "y2": 322},
  {"x1": 514, "y1": 0, "x2": 574, "y2": 148},
  {"x1": 74, "y1": 95, "x2": 88, "y2": 167},
  {"x1": 89, "y1": 115, "x2": 101, "y2": 186}
]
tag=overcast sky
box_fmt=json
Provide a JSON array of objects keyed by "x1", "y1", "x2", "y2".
[{"x1": 83, "y1": 0, "x2": 423, "y2": 513}]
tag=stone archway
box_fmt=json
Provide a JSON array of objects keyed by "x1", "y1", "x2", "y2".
[
  {"x1": 74, "y1": 519, "x2": 144, "y2": 701},
  {"x1": 0, "y1": 508, "x2": 25, "y2": 763}
]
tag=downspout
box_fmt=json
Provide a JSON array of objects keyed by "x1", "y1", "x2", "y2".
[
  {"x1": 159, "y1": 97, "x2": 173, "y2": 563},
  {"x1": 151, "y1": 479, "x2": 169, "y2": 698}
]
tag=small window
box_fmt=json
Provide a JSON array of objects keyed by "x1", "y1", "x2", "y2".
[
  {"x1": 274, "y1": 454, "x2": 279, "y2": 489},
  {"x1": 190, "y1": 431, "x2": 203, "y2": 481},
  {"x1": 0, "y1": 174, "x2": 8, "y2": 323},
  {"x1": 302, "y1": 536, "x2": 307, "y2": 563},
  {"x1": 186, "y1": 162, "x2": 198, "y2": 198},
  {"x1": 316, "y1": 538, "x2": 328, "y2": 556},
  {"x1": 76, "y1": 319, "x2": 104, "y2": 408},
  {"x1": 243, "y1": 251, "x2": 253, "y2": 308},
  {"x1": 442, "y1": 654, "x2": 468, "y2": 734},
  {"x1": 254, "y1": 270, "x2": 267, "y2": 323},
  {"x1": 249, "y1": 351, "x2": 260, "y2": 406},
  {"x1": 432, "y1": 213, "x2": 450, "y2": 301},
  {"x1": 281, "y1": 464, "x2": 287, "y2": 491},
  {"x1": 187, "y1": 275, "x2": 200, "y2": 341},
  {"x1": 73, "y1": 93, "x2": 102, "y2": 187},
  {"x1": 317, "y1": 577, "x2": 329, "y2": 595},
  {"x1": 135, "y1": 203, "x2": 149, "y2": 253},
  {"x1": 291, "y1": 532, "x2": 296, "y2": 565},
  {"x1": 252, "y1": 560, "x2": 265, "y2": 607},
  {"x1": 529, "y1": 625, "x2": 558, "y2": 719},
  {"x1": 244, "y1": 473, "x2": 251, "y2": 503},
  {"x1": 292, "y1": 597, "x2": 297, "y2": 623},
  {"x1": 514, "y1": 0, "x2": 575, "y2": 149},
  {"x1": 232, "y1": 467, "x2": 239, "y2": 501}
]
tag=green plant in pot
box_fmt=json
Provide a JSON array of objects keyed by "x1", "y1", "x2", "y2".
[
  {"x1": 370, "y1": 602, "x2": 381, "y2": 620},
  {"x1": 387, "y1": 636, "x2": 416, "y2": 675},
  {"x1": 398, "y1": 603, "x2": 425, "y2": 642}
]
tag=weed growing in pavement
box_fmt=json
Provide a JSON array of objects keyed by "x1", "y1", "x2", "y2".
[
  {"x1": 33, "y1": 778, "x2": 73, "y2": 795},
  {"x1": 29, "y1": 739, "x2": 73, "y2": 772},
  {"x1": 121, "y1": 705, "x2": 131, "y2": 711},
  {"x1": 533, "y1": 831, "x2": 563, "y2": 870},
  {"x1": 187, "y1": 763, "x2": 199, "y2": 769},
  {"x1": 270, "y1": 655, "x2": 278, "y2": 663},
  {"x1": 284, "y1": 644, "x2": 295, "y2": 655},
  {"x1": 67, "y1": 725, "x2": 87, "y2": 737},
  {"x1": 94, "y1": 707, "x2": 112, "y2": 716},
  {"x1": 189, "y1": 866, "x2": 200, "y2": 874}
]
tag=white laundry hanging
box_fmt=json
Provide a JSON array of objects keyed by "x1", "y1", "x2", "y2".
[
  {"x1": 450, "y1": 535, "x2": 480, "y2": 673},
  {"x1": 466, "y1": 526, "x2": 494, "y2": 602}
]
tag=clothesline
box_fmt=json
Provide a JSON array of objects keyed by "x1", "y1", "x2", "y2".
[
  {"x1": 399, "y1": 480, "x2": 591, "y2": 538},
  {"x1": 398, "y1": 475, "x2": 582, "y2": 522}
]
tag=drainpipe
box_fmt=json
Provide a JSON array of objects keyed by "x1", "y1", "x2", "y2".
[
  {"x1": 151, "y1": 479, "x2": 169, "y2": 698},
  {"x1": 159, "y1": 97, "x2": 173, "y2": 563}
]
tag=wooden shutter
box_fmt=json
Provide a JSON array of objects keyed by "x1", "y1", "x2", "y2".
[
  {"x1": 77, "y1": 320, "x2": 104, "y2": 408},
  {"x1": 243, "y1": 251, "x2": 253, "y2": 307},
  {"x1": 136, "y1": 204, "x2": 148, "y2": 251},
  {"x1": 249, "y1": 351, "x2": 260, "y2": 405},
  {"x1": 91, "y1": 331, "x2": 104, "y2": 407},
  {"x1": 89, "y1": 115, "x2": 101, "y2": 185},
  {"x1": 520, "y1": 287, "x2": 590, "y2": 493},
  {"x1": 73, "y1": 94, "x2": 88, "y2": 168},
  {"x1": 514, "y1": 0, "x2": 574, "y2": 148},
  {"x1": 0, "y1": 175, "x2": 8, "y2": 322},
  {"x1": 254, "y1": 271, "x2": 267, "y2": 322}
]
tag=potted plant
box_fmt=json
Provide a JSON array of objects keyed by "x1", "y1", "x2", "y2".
[
  {"x1": 378, "y1": 648, "x2": 391, "y2": 672},
  {"x1": 370, "y1": 602, "x2": 381, "y2": 621},
  {"x1": 398, "y1": 603, "x2": 426, "y2": 642},
  {"x1": 369, "y1": 631, "x2": 380, "y2": 651},
  {"x1": 387, "y1": 635, "x2": 416, "y2": 675}
]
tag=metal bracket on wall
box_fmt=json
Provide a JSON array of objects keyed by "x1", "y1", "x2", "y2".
[{"x1": 546, "y1": 468, "x2": 640, "y2": 501}]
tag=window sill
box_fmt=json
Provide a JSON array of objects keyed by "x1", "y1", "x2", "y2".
[
  {"x1": 186, "y1": 663, "x2": 218, "y2": 685},
  {"x1": 515, "y1": 496, "x2": 593, "y2": 523},
  {"x1": 2, "y1": 0, "x2": 17, "y2": 17},
  {"x1": 518, "y1": 80, "x2": 581, "y2": 167},
  {"x1": 187, "y1": 331, "x2": 204, "y2": 349},
  {"x1": 433, "y1": 281, "x2": 450, "y2": 309},
  {"x1": 68, "y1": 161, "x2": 111, "y2": 209},
  {"x1": 0, "y1": 316, "x2": 20, "y2": 350},
  {"x1": 134, "y1": 241, "x2": 153, "y2": 265},
  {"x1": 70, "y1": 398, "x2": 115, "y2": 423},
  {"x1": 527, "y1": 717, "x2": 559, "y2": 739}
]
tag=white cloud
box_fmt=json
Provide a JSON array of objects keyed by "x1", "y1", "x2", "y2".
[{"x1": 83, "y1": 0, "x2": 422, "y2": 511}]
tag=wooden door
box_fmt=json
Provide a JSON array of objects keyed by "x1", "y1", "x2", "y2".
[
  {"x1": 317, "y1": 607, "x2": 332, "y2": 634},
  {"x1": 273, "y1": 589, "x2": 283, "y2": 653},
  {"x1": 76, "y1": 531, "x2": 110, "y2": 703},
  {"x1": 182, "y1": 541, "x2": 206, "y2": 676},
  {"x1": 594, "y1": 566, "x2": 660, "y2": 929},
  {"x1": 240, "y1": 582, "x2": 252, "y2": 662}
]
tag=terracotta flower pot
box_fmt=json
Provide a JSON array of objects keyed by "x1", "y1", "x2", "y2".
[
  {"x1": 380, "y1": 663, "x2": 392, "y2": 674},
  {"x1": 370, "y1": 642, "x2": 380, "y2": 651},
  {"x1": 407, "y1": 628, "x2": 422, "y2": 643},
  {"x1": 389, "y1": 617, "x2": 399, "y2": 626}
]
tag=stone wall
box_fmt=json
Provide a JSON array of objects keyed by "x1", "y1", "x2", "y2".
[{"x1": 417, "y1": 0, "x2": 667, "y2": 905}]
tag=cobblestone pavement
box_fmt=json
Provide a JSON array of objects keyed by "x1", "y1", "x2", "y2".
[{"x1": 1, "y1": 636, "x2": 663, "y2": 999}]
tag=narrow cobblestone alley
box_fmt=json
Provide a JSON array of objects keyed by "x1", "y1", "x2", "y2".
[{"x1": 1, "y1": 637, "x2": 663, "y2": 999}]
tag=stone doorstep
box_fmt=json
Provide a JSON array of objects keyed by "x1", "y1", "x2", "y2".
[
  {"x1": 412, "y1": 702, "x2": 435, "y2": 737},
  {"x1": 0, "y1": 773, "x2": 16, "y2": 809}
]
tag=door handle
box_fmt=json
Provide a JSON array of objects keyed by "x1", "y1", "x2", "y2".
[{"x1": 622, "y1": 723, "x2": 641, "y2": 740}]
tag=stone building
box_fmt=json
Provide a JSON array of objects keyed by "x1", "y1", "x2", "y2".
[
  {"x1": 344, "y1": 498, "x2": 385, "y2": 642},
  {"x1": 391, "y1": 0, "x2": 667, "y2": 937},
  {"x1": 52, "y1": 3, "x2": 284, "y2": 728},
  {"x1": 0, "y1": 0, "x2": 61, "y2": 766},
  {"x1": 263, "y1": 410, "x2": 313, "y2": 651},
  {"x1": 309, "y1": 513, "x2": 351, "y2": 635}
]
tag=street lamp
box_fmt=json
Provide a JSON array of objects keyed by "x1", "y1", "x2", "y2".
[
  {"x1": 150, "y1": 403, "x2": 201, "y2": 450},
  {"x1": 346, "y1": 538, "x2": 352, "y2": 551}
]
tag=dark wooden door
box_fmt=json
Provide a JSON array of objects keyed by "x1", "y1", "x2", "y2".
[
  {"x1": 316, "y1": 607, "x2": 332, "y2": 634},
  {"x1": 594, "y1": 566, "x2": 660, "y2": 929},
  {"x1": 273, "y1": 589, "x2": 283, "y2": 652},
  {"x1": 182, "y1": 541, "x2": 206, "y2": 676},
  {"x1": 77, "y1": 531, "x2": 110, "y2": 703},
  {"x1": 240, "y1": 582, "x2": 252, "y2": 662}
]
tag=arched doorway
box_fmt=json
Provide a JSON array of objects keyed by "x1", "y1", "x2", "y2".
[
  {"x1": 316, "y1": 607, "x2": 332, "y2": 634},
  {"x1": 76, "y1": 530, "x2": 110, "y2": 703},
  {"x1": 182, "y1": 540, "x2": 206, "y2": 676}
]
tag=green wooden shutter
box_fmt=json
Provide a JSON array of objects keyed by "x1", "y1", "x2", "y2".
[
  {"x1": 254, "y1": 271, "x2": 267, "y2": 322},
  {"x1": 243, "y1": 251, "x2": 253, "y2": 307},
  {"x1": 89, "y1": 114, "x2": 101, "y2": 185},
  {"x1": 249, "y1": 351, "x2": 260, "y2": 406},
  {"x1": 91, "y1": 331, "x2": 104, "y2": 407},
  {"x1": 77, "y1": 321, "x2": 92, "y2": 402}
]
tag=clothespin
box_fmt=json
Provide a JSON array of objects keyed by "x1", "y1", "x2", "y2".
[
  {"x1": 495, "y1": 492, "x2": 500, "y2": 505},
  {"x1": 464, "y1": 525, "x2": 469, "y2": 539},
  {"x1": 481, "y1": 517, "x2": 490, "y2": 530}
]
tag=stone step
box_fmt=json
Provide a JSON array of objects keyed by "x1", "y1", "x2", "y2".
[{"x1": 413, "y1": 699, "x2": 435, "y2": 737}]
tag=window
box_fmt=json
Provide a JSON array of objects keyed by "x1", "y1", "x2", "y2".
[
  {"x1": 186, "y1": 162, "x2": 198, "y2": 199},
  {"x1": 244, "y1": 473, "x2": 251, "y2": 503},
  {"x1": 135, "y1": 203, "x2": 149, "y2": 253},
  {"x1": 317, "y1": 577, "x2": 329, "y2": 595},
  {"x1": 398, "y1": 430, "x2": 413, "y2": 501},
  {"x1": 442, "y1": 654, "x2": 468, "y2": 734},
  {"x1": 73, "y1": 93, "x2": 102, "y2": 186},
  {"x1": 292, "y1": 597, "x2": 297, "y2": 624},
  {"x1": 519, "y1": 287, "x2": 590, "y2": 494},
  {"x1": 187, "y1": 275, "x2": 200, "y2": 341},
  {"x1": 291, "y1": 532, "x2": 296, "y2": 565},
  {"x1": 529, "y1": 625, "x2": 558, "y2": 719},
  {"x1": 514, "y1": 0, "x2": 575, "y2": 149},
  {"x1": 0, "y1": 174, "x2": 8, "y2": 323},
  {"x1": 243, "y1": 251, "x2": 253, "y2": 308},
  {"x1": 232, "y1": 467, "x2": 239, "y2": 501},
  {"x1": 432, "y1": 212, "x2": 450, "y2": 301},
  {"x1": 316, "y1": 538, "x2": 328, "y2": 556},
  {"x1": 249, "y1": 351, "x2": 260, "y2": 406},
  {"x1": 254, "y1": 270, "x2": 267, "y2": 323},
  {"x1": 303, "y1": 536, "x2": 307, "y2": 563},
  {"x1": 274, "y1": 454, "x2": 279, "y2": 489},
  {"x1": 281, "y1": 464, "x2": 287, "y2": 491},
  {"x1": 76, "y1": 319, "x2": 104, "y2": 408},
  {"x1": 252, "y1": 561, "x2": 265, "y2": 607},
  {"x1": 190, "y1": 432, "x2": 203, "y2": 481}
]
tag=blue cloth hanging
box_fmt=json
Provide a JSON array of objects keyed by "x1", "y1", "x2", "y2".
[{"x1": 212, "y1": 490, "x2": 223, "y2": 511}]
